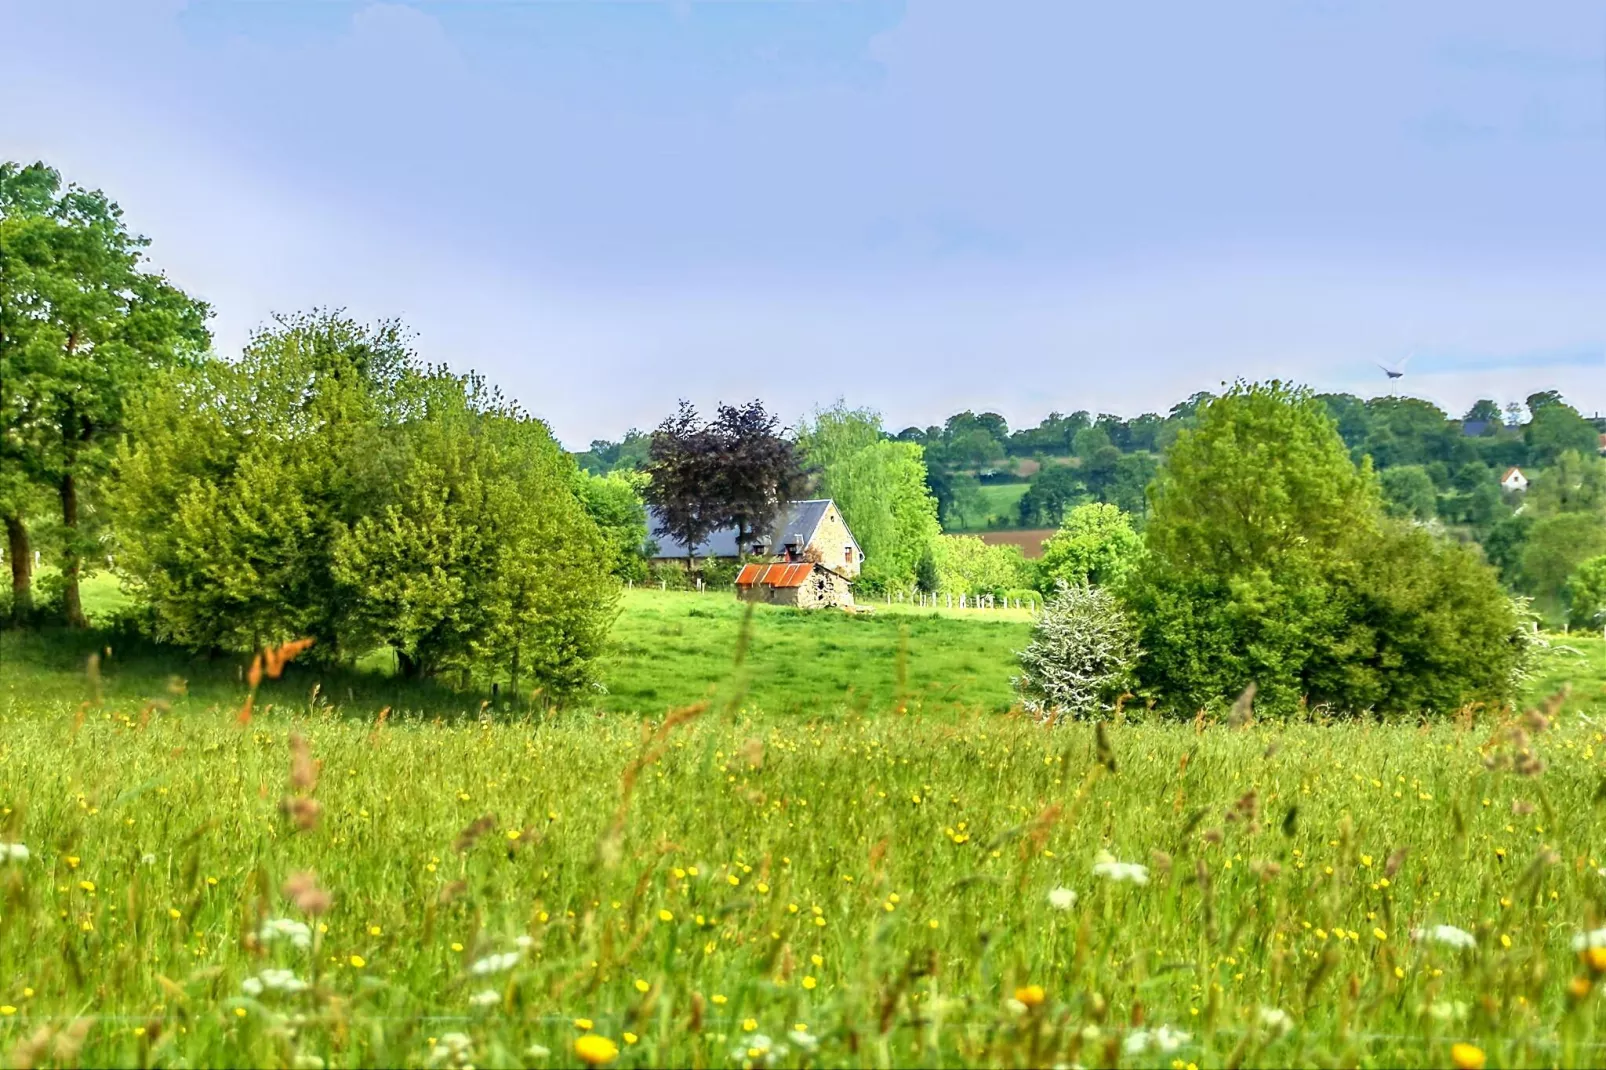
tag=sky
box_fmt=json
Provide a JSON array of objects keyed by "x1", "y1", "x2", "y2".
[{"x1": 2, "y1": 0, "x2": 1604, "y2": 447}]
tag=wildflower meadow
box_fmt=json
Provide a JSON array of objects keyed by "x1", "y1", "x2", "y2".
[{"x1": 2, "y1": 611, "x2": 1605, "y2": 1068}]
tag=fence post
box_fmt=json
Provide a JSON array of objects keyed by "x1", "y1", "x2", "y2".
[{"x1": 661, "y1": 579, "x2": 667, "y2": 591}]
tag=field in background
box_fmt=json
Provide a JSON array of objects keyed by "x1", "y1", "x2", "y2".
[
  {"x1": 978, "y1": 529, "x2": 1055, "y2": 559},
  {"x1": 1, "y1": 636, "x2": 1604, "y2": 1067},
  {"x1": 0, "y1": 584, "x2": 1033, "y2": 722},
  {"x1": 946, "y1": 482, "x2": 1030, "y2": 533}
]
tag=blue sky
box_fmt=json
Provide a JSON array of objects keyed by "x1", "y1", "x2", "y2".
[{"x1": 3, "y1": 0, "x2": 1604, "y2": 446}]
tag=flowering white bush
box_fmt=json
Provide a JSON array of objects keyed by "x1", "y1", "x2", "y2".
[{"x1": 1013, "y1": 581, "x2": 1140, "y2": 724}]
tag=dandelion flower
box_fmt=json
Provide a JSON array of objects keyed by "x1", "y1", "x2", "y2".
[
  {"x1": 1450, "y1": 1042, "x2": 1486, "y2": 1070},
  {"x1": 1014, "y1": 985, "x2": 1045, "y2": 1007},
  {"x1": 348, "y1": 954, "x2": 366, "y2": 969},
  {"x1": 1412, "y1": 925, "x2": 1476, "y2": 950},
  {"x1": 1047, "y1": 887, "x2": 1077, "y2": 911},
  {"x1": 574, "y1": 1034, "x2": 619, "y2": 1066}
]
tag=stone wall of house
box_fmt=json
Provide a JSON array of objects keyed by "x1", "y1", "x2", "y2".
[
  {"x1": 795, "y1": 565, "x2": 854, "y2": 609},
  {"x1": 806, "y1": 504, "x2": 861, "y2": 578}
]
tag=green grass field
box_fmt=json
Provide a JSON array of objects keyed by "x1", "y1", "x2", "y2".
[
  {"x1": 5, "y1": 582, "x2": 1606, "y2": 1067},
  {"x1": 948, "y1": 484, "x2": 1030, "y2": 534},
  {"x1": 2, "y1": 582, "x2": 1032, "y2": 721}
]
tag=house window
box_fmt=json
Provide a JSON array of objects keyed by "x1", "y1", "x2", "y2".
[{"x1": 844, "y1": 546, "x2": 854, "y2": 564}]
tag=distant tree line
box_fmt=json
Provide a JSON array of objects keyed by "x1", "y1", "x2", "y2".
[{"x1": 582, "y1": 386, "x2": 1606, "y2": 621}]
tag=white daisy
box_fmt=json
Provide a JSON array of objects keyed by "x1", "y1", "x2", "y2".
[
  {"x1": 1411, "y1": 924, "x2": 1476, "y2": 950},
  {"x1": 469, "y1": 950, "x2": 521, "y2": 976},
  {"x1": 1092, "y1": 851, "x2": 1149, "y2": 886}
]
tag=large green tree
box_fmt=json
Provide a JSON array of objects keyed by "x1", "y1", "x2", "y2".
[
  {"x1": 1038, "y1": 502, "x2": 1143, "y2": 591},
  {"x1": 1127, "y1": 381, "x2": 1519, "y2": 717},
  {"x1": 113, "y1": 311, "x2": 616, "y2": 698},
  {"x1": 1519, "y1": 451, "x2": 1606, "y2": 618},
  {"x1": 797, "y1": 403, "x2": 941, "y2": 592},
  {"x1": 1525, "y1": 400, "x2": 1600, "y2": 466},
  {"x1": 0, "y1": 161, "x2": 211, "y2": 624}
]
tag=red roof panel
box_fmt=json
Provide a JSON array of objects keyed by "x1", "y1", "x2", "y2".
[{"x1": 735, "y1": 561, "x2": 817, "y2": 588}]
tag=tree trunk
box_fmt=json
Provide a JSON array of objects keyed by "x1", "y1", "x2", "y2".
[
  {"x1": 4, "y1": 514, "x2": 32, "y2": 621},
  {"x1": 509, "y1": 646, "x2": 521, "y2": 712},
  {"x1": 59, "y1": 470, "x2": 87, "y2": 628},
  {"x1": 396, "y1": 650, "x2": 420, "y2": 680}
]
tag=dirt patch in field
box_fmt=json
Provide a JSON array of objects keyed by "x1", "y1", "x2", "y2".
[{"x1": 978, "y1": 529, "x2": 1055, "y2": 558}]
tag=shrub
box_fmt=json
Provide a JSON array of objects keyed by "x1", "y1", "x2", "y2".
[
  {"x1": 1567, "y1": 555, "x2": 1606, "y2": 630},
  {"x1": 1128, "y1": 381, "x2": 1523, "y2": 718},
  {"x1": 1013, "y1": 581, "x2": 1141, "y2": 724},
  {"x1": 1037, "y1": 502, "x2": 1143, "y2": 592}
]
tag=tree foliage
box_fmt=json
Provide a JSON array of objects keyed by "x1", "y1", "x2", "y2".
[
  {"x1": 931, "y1": 535, "x2": 1030, "y2": 598},
  {"x1": 0, "y1": 160, "x2": 211, "y2": 624},
  {"x1": 112, "y1": 311, "x2": 616, "y2": 698},
  {"x1": 797, "y1": 403, "x2": 940, "y2": 591},
  {"x1": 1038, "y1": 503, "x2": 1144, "y2": 591},
  {"x1": 1127, "y1": 381, "x2": 1521, "y2": 718},
  {"x1": 1567, "y1": 555, "x2": 1606, "y2": 630},
  {"x1": 643, "y1": 400, "x2": 801, "y2": 567}
]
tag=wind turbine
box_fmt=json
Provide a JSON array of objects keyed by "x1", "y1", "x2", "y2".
[{"x1": 1377, "y1": 352, "x2": 1413, "y2": 380}]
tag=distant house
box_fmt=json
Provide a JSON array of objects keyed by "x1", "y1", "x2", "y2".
[
  {"x1": 735, "y1": 561, "x2": 855, "y2": 609},
  {"x1": 1598, "y1": 432, "x2": 1606, "y2": 456},
  {"x1": 1501, "y1": 467, "x2": 1529, "y2": 493},
  {"x1": 648, "y1": 499, "x2": 864, "y2": 579}
]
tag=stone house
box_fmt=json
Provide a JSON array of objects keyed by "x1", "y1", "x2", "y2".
[
  {"x1": 735, "y1": 561, "x2": 855, "y2": 609},
  {"x1": 648, "y1": 499, "x2": 864, "y2": 579}
]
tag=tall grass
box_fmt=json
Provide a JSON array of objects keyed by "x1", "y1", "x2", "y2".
[{"x1": 1, "y1": 631, "x2": 1604, "y2": 1066}]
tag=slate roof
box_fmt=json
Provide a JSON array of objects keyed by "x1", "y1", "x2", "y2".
[{"x1": 649, "y1": 499, "x2": 839, "y2": 560}]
